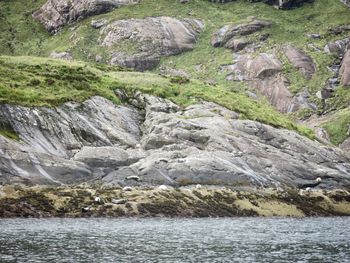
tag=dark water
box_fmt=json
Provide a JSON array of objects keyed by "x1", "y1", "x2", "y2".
[{"x1": 0, "y1": 217, "x2": 350, "y2": 263}]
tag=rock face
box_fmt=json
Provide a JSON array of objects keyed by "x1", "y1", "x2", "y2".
[
  {"x1": 283, "y1": 45, "x2": 316, "y2": 80},
  {"x1": 226, "y1": 53, "x2": 313, "y2": 113},
  {"x1": 1, "y1": 94, "x2": 350, "y2": 189},
  {"x1": 211, "y1": 20, "x2": 271, "y2": 50},
  {"x1": 33, "y1": 0, "x2": 139, "y2": 33},
  {"x1": 99, "y1": 17, "x2": 204, "y2": 71}
]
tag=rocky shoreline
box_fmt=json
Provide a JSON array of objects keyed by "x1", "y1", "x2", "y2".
[{"x1": 1, "y1": 185, "x2": 349, "y2": 218}]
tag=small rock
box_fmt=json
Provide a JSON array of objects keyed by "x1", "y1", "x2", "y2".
[
  {"x1": 157, "y1": 185, "x2": 169, "y2": 191},
  {"x1": 82, "y1": 206, "x2": 91, "y2": 212},
  {"x1": 307, "y1": 34, "x2": 321, "y2": 39},
  {"x1": 50, "y1": 51, "x2": 72, "y2": 60},
  {"x1": 111, "y1": 198, "x2": 127, "y2": 204},
  {"x1": 123, "y1": 186, "x2": 133, "y2": 191},
  {"x1": 95, "y1": 55, "x2": 102, "y2": 63},
  {"x1": 316, "y1": 89, "x2": 331, "y2": 100},
  {"x1": 126, "y1": 175, "x2": 141, "y2": 181},
  {"x1": 91, "y1": 19, "x2": 107, "y2": 29}
]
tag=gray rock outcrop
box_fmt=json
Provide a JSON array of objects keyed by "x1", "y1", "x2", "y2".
[
  {"x1": 1, "y1": 94, "x2": 350, "y2": 189},
  {"x1": 99, "y1": 17, "x2": 204, "y2": 71},
  {"x1": 33, "y1": 0, "x2": 140, "y2": 34}
]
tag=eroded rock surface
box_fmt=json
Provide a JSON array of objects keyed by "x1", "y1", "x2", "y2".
[
  {"x1": 33, "y1": 0, "x2": 139, "y2": 33},
  {"x1": 1, "y1": 94, "x2": 350, "y2": 189},
  {"x1": 99, "y1": 17, "x2": 204, "y2": 71}
]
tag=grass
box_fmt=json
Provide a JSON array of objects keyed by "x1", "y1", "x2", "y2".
[
  {"x1": 322, "y1": 108, "x2": 350, "y2": 145},
  {"x1": 0, "y1": 55, "x2": 314, "y2": 139},
  {"x1": 0, "y1": 121, "x2": 19, "y2": 141}
]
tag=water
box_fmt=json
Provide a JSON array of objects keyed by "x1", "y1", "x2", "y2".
[{"x1": 0, "y1": 217, "x2": 350, "y2": 263}]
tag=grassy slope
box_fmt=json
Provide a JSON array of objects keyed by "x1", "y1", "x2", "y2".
[
  {"x1": 0, "y1": 56, "x2": 314, "y2": 138},
  {"x1": 1, "y1": 0, "x2": 350, "y2": 142}
]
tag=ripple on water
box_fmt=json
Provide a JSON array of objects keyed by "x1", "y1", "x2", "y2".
[{"x1": 0, "y1": 217, "x2": 350, "y2": 263}]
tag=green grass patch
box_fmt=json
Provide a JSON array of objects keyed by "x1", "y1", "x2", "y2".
[
  {"x1": 0, "y1": 121, "x2": 19, "y2": 141},
  {"x1": 322, "y1": 108, "x2": 350, "y2": 145}
]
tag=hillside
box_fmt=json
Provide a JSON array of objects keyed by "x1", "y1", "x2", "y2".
[{"x1": 1, "y1": 0, "x2": 350, "y2": 146}]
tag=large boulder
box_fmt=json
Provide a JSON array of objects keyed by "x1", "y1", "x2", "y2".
[
  {"x1": 1, "y1": 94, "x2": 350, "y2": 189},
  {"x1": 99, "y1": 17, "x2": 204, "y2": 71},
  {"x1": 226, "y1": 53, "x2": 313, "y2": 112},
  {"x1": 211, "y1": 19, "x2": 271, "y2": 50},
  {"x1": 33, "y1": 0, "x2": 139, "y2": 34},
  {"x1": 340, "y1": 50, "x2": 350, "y2": 86},
  {"x1": 283, "y1": 45, "x2": 316, "y2": 80}
]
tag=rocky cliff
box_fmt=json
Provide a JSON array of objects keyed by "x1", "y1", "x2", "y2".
[{"x1": 1, "y1": 93, "x2": 350, "y2": 190}]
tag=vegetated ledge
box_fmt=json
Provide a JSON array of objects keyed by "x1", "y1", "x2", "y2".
[
  {"x1": 0, "y1": 56, "x2": 314, "y2": 139},
  {"x1": 0, "y1": 185, "x2": 349, "y2": 218}
]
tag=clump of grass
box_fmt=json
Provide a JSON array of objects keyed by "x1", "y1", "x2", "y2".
[{"x1": 0, "y1": 121, "x2": 19, "y2": 140}]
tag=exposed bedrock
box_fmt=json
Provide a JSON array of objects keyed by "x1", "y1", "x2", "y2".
[
  {"x1": 0, "y1": 94, "x2": 350, "y2": 189},
  {"x1": 33, "y1": 0, "x2": 140, "y2": 33}
]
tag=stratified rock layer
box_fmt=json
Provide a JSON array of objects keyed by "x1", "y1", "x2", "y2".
[{"x1": 1, "y1": 95, "x2": 350, "y2": 189}]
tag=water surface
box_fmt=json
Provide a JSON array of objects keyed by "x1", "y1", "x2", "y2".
[{"x1": 0, "y1": 217, "x2": 349, "y2": 262}]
